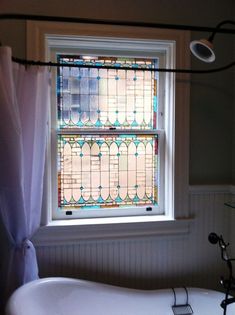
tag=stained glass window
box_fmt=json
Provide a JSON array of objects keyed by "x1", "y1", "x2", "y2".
[{"x1": 57, "y1": 55, "x2": 159, "y2": 213}]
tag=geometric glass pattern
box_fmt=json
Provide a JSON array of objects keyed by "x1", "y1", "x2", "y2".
[
  {"x1": 58, "y1": 134, "x2": 158, "y2": 209},
  {"x1": 57, "y1": 55, "x2": 158, "y2": 130},
  {"x1": 57, "y1": 55, "x2": 159, "y2": 212}
]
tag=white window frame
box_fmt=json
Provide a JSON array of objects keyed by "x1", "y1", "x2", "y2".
[
  {"x1": 27, "y1": 21, "x2": 191, "y2": 243},
  {"x1": 50, "y1": 37, "x2": 168, "y2": 220}
]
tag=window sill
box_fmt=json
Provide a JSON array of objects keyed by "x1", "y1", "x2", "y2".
[{"x1": 32, "y1": 216, "x2": 193, "y2": 246}]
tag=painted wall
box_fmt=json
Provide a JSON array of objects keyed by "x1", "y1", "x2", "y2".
[
  {"x1": 0, "y1": 0, "x2": 234, "y2": 294},
  {"x1": 233, "y1": 2, "x2": 235, "y2": 184}
]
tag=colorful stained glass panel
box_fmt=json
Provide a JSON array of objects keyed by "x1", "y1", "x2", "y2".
[
  {"x1": 57, "y1": 55, "x2": 158, "y2": 130},
  {"x1": 58, "y1": 134, "x2": 158, "y2": 209}
]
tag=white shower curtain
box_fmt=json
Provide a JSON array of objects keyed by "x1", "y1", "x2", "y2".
[{"x1": 0, "y1": 47, "x2": 50, "y2": 303}]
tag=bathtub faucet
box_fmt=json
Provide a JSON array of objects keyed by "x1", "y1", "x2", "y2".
[
  {"x1": 208, "y1": 232, "x2": 235, "y2": 314},
  {"x1": 208, "y1": 233, "x2": 233, "y2": 264}
]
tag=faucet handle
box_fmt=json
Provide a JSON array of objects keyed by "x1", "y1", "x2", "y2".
[
  {"x1": 220, "y1": 276, "x2": 235, "y2": 290},
  {"x1": 221, "y1": 297, "x2": 235, "y2": 309}
]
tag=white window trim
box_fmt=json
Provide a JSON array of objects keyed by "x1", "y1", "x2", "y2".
[
  {"x1": 49, "y1": 36, "x2": 168, "y2": 219},
  {"x1": 27, "y1": 21, "x2": 191, "y2": 244}
]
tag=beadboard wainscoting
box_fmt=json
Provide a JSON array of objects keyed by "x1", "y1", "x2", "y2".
[{"x1": 35, "y1": 186, "x2": 233, "y2": 290}]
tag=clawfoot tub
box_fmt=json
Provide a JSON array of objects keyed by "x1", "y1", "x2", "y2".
[{"x1": 6, "y1": 277, "x2": 235, "y2": 315}]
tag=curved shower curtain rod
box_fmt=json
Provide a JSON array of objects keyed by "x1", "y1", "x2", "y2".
[
  {"x1": 1, "y1": 13, "x2": 235, "y2": 34},
  {"x1": 11, "y1": 56, "x2": 235, "y2": 74},
  {"x1": 1, "y1": 13, "x2": 235, "y2": 74}
]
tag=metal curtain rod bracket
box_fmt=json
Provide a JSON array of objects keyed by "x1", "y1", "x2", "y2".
[{"x1": 0, "y1": 13, "x2": 235, "y2": 34}]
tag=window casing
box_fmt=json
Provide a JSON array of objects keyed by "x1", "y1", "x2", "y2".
[{"x1": 27, "y1": 21, "x2": 190, "y2": 238}]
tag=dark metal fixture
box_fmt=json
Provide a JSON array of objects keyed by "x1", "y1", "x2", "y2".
[
  {"x1": 0, "y1": 13, "x2": 235, "y2": 34},
  {"x1": 0, "y1": 14, "x2": 235, "y2": 73},
  {"x1": 208, "y1": 232, "x2": 235, "y2": 315},
  {"x1": 171, "y1": 287, "x2": 193, "y2": 315}
]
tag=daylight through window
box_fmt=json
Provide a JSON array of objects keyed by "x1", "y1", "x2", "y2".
[{"x1": 57, "y1": 55, "x2": 160, "y2": 216}]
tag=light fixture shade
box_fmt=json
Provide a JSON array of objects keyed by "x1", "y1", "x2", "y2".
[{"x1": 190, "y1": 39, "x2": 216, "y2": 63}]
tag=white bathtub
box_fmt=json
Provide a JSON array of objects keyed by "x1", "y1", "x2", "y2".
[{"x1": 5, "y1": 277, "x2": 235, "y2": 315}]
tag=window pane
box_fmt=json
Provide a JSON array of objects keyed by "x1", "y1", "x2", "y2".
[
  {"x1": 57, "y1": 55, "x2": 158, "y2": 130},
  {"x1": 58, "y1": 134, "x2": 158, "y2": 210}
]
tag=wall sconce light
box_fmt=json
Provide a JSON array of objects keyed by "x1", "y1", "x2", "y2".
[{"x1": 190, "y1": 20, "x2": 235, "y2": 63}]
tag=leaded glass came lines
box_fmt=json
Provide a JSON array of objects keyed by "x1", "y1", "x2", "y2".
[
  {"x1": 57, "y1": 54, "x2": 159, "y2": 213},
  {"x1": 58, "y1": 134, "x2": 158, "y2": 209},
  {"x1": 57, "y1": 55, "x2": 157, "y2": 130}
]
